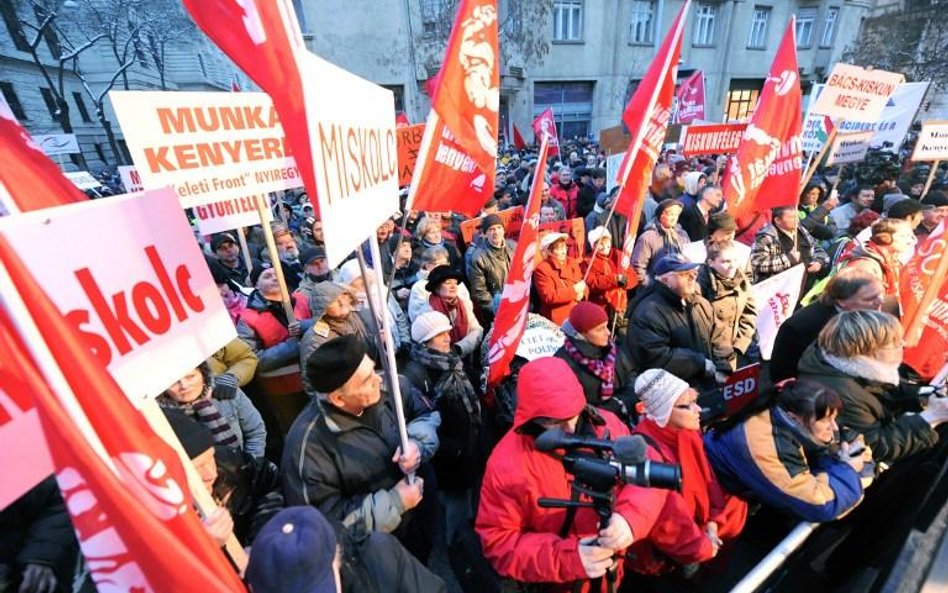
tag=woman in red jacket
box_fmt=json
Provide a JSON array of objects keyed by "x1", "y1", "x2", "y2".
[
  {"x1": 630, "y1": 368, "x2": 748, "y2": 576},
  {"x1": 533, "y1": 232, "x2": 586, "y2": 325},
  {"x1": 584, "y1": 226, "x2": 629, "y2": 328}
]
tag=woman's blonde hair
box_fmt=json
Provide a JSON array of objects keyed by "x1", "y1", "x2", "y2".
[
  {"x1": 818, "y1": 310, "x2": 903, "y2": 358},
  {"x1": 414, "y1": 216, "x2": 439, "y2": 241}
]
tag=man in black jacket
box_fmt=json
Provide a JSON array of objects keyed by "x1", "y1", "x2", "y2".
[{"x1": 625, "y1": 254, "x2": 730, "y2": 389}]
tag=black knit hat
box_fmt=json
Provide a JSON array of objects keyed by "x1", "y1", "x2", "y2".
[
  {"x1": 305, "y1": 334, "x2": 367, "y2": 394},
  {"x1": 249, "y1": 263, "x2": 272, "y2": 287},
  {"x1": 163, "y1": 408, "x2": 214, "y2": 459}
]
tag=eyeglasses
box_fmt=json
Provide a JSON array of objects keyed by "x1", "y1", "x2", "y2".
[{"x1": 674, "y1": 402, "x2": 699, "y2": 410}]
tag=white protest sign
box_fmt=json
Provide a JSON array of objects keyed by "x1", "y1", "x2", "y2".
[
  {"x1": 515, "y1": 315, "x2": 565, "y2": 361},
  {"x1": 33, "y1": 133, "x2": 80, "y2": 156},
  {"x1": 752, "y1": 264, "x2": 805, "y2": 360},
  {"x1": 682, "y1": 239, "x2": 751, "y2": 269},
  {"x1": 117, "y1": 165, "x2": 144, "y2": 193},
  {"x1": 606, "y1": 153, "x2": 624, "y2": 191},
  {"x1": 64, "y1": 171, "x2": 102, "y2": 190},
  {"x1": 912, "y1": 121, "x2": 948, "y2": 162},
  {"x1": 826, "y1": 131, "x2": 875, "y2": 166},
  {"x1": 809, "y1": 64, "x2": 904, "y2": 122},
  {"x1": 0, "y1": 189, "x2": 236, "y2": 401},
  {"x1": 301, "y1": 52, "x2": 399, "y2": 268},
  {"x1": 108, "y1": 91, "x2": 303, "y2": 225},
  {"x1": 804, "y1": 82, "x2": 928, "y2": 154}
]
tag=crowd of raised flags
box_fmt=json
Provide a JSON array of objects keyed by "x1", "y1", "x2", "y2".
[{"x1": 2, "y1": 0, "x2": 948, "y2": 592}]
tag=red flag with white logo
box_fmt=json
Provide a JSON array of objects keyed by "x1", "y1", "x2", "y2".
[
  {"x1": 532, "y1": 108, "x2": 560, "y2": 156},
  {"x1": 512, "y1": 123, "x2": 527, "y2": 150},
  {"x1": 901, "y1": 221, "x2": 948, "y2": 378},
  {"x1": 182, "y1": 0, "x2": 321, "y2": 217},
  {"x1": 675, "y1": 70, "x2": 706, "y2": 124},
  {"x1": 721, "y1": 19, "x2": 803, "y2": 221},
  {"x1": 613, "y1": 0, "x2": 690, "y2": 223},
  {"x1": 410, "y1": 119, "x2": 491, "y2": 215},
  {"x1": 0, "y1": 240, "x2": 245, "y2": 592},
  {"x1": 487, "y1": 138, "x2": 550, "y2": 391}
]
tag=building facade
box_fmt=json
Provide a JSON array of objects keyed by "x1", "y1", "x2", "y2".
[{"x1": 300, "y1": 0, "x2": 871, "y2": 145}]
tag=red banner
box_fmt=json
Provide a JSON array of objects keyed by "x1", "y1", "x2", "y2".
[
  {"x1": 681, "y1": 123, "x2": 748, "y2": 156},
  {"x1": 512, "y1": 123, "x2": 527, "y2": 150},
  {"x1": 901, "y1": 221, "x2": 948, "y2": 378},
  {"x1": 722, "y1": 363, "x2": 761, "y2": 417},
  {"x1": 428, "y1": 0, "x2": 499, "y2": 195},
  {"x1": 721, "y1": 19, "x2": 803, "y2": 220},
  {"x1": 183, "y1": 0, "x2": 320, "y2": 216},
  {"x1": 532, "y1": 108, "x2": 560, "y2": 156},
  {"x1": 675, "y1": 70, "x2": 706, "y2": 124},
  {"x1": 411, "y1": 119, "x2": 491, "y2": 215},
  {"x1": 487, "y1": 138, "x2": 550, "y2": 389},
  {"x1": 614, "y1": 0, "x2": 690, "y2": 222}
]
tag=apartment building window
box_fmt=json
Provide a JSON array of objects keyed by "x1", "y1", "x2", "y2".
[
  {"x1": 629, "y1": 1, "x2": 655, "y2": 45},
  {"x1": 725, "y1": 79, "x2": 763, "y2": 122},
  {"x1": 748, "y1": 6, "x2": 771, "y2": 49},
  {"x1": 693, "y1": 3, "x2": 716, "y2": 47},
  {"x1": 820, "y1": 7, "x2": 839, "y2": 47},
  {"x1": 534, "y1": 81, "x2": 594, "y2": 139},
  {"x1": 0, "y1": 2, "x2": 29, "y2": 52},
  {"x1": 94, "y1": 143, "x2": 108, "y2": 163},
  {"x1": 0, "y1": 82, "x2": 28, "y2": 120},
  {"x1": 73, "y1": 92, "x2": 92, "y2": 123},
  {"x1": 39, "y1": 87, "x2": 60, "y2": 122},
  {"x1": 420, "y1": 0, "x2": 450, "y2": 37},
  {"x1": 796, "y1": 7, "x2": 817, "y2": 48},
  {"x1": 553, "y1": 0, "x2": 583, "y2": 42}
]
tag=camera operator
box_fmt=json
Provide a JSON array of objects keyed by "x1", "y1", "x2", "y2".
[{"x1": 476, "y1": 357, "x2": 667, "y2": 592}]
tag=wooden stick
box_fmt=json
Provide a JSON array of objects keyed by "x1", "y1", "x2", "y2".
[
  {"x1": 800, "y1": 121, "x2": 842, "y2": 191},
  {"x1": 254, "y1": 194, "x2": 296, "y2": 321},
  {"x1": 922, "y1": 160, "x2": 941, "y2": 197},
  {"x1": 904, "y1": 245, "x2": 948, "y2": 348},
  {"x1": 236, "y1": 226, "x2": 254, "y2": 278}
]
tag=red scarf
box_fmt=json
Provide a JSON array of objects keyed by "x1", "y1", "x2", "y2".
[
  {"x1": 635, "y1": 418, "x2": 714, "y2": 524},
  {"x1": 428, "y1": 293, "x2": 470, "y2": 345}
]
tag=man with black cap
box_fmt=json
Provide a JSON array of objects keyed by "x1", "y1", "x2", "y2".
[
  {"x1": 469, "y1": 213, "x2": 516, "y2": 324},
  {"x1": 282, "y1": 335, "x2": 441, "y2": 562},
  {"x1": 292, "y1": 246, "x2": 333, "y2": 319},
  {"x1": 626, "y1": 253, "x2": 730, "y2": 388},
  {"x1": 211, "y1": 232, "x2": 259, "y2": 290},
  {"x1": 916, "y1": 191, "x2": 948, "y2": 241}
]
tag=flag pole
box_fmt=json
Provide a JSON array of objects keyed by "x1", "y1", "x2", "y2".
[
  {"x1": 236, "y1": 226, "x2": 255, "y2": 279},
  {"x1": 800, "y1": 121, "x2": 842, "y2": 190},
  {"x1": 922, "y1": 160, "x2": 941, "y2": 197},
  {"x1": 357, "y1": 240, "x2": 414, "y2": 482},
  {"x1": 254, "y1": 193, "x2": 297, "y2": 321},
  {"x1": 904, "y1": 245, "x2": 948, "y2": 347}
]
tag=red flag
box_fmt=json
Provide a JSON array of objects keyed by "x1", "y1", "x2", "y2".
[
  {"x1": 0, "y1": 112, "x2": 87, "y2": 213},
  {"x1": 487, "y1": 138, "x2": 550, "y2": 389},
  {"x1": 721, "y1": 19, "x2": 803, "y2": 220},
  {"x1": 512, "y1": 123, "x2": 527, "y2": 150},
  {"x1": 675, "y1": 70, "x2": 706, "y2": 124},
  {"x1": 618, "y1": 216, "x2": 638, "y2": 288},
  {"x1": 395, "y1": 112, "x2": 411, "y2": 127},
  {"x1": 900, "y1": 221, "x2": 948, "y2": 379},
  {"x1": 0, "y1": 239, "x2": 245, "y2": 592},
  {"x1": 428, "y1": 0, "x2": 499, "y2": 192},
  {"x1": 532, "y1": 108, "x2": 560, "y2": 156},
  {"x1": 183, "y1": 0, "x2": 321, "y2": 217},
  {"x1": 410, "y1": 119, "x2": 491, "y2": 215},
  {"x1": 613, "y1": 0, "x2": 690, "y2": 224}
]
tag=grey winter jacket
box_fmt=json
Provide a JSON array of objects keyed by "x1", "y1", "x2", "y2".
[
  {"x1": 469, "y1": 240, "x2": 516, "y2": 322},
  {"x1": 630, "y1": 222, "x2": 691, "y2": 284}
]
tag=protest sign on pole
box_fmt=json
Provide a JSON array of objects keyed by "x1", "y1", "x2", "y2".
[
  {"x1": 109, "y1": 91, "x2": 303, "y2": 234},
  {"x1": 680, "y1": 123, "x2": 747, "y2": 156},
  {"x1": 297, "y1": 51, "x2": 398, "y2": 268},
  {"x1": 753, "y1": 264, "x2": 805, "y2": 360},
  {"x1": 825, "y1": 131, "x2": 875, "y2": 166},
  {"x1": 533, "y1": 108, "x2": 560, "y2": 156},
  {"x1": 808, "y1": 64, "x2": 904, "y2": 122},
  {"x1": 64, "y1": 171, "x2": 103, "y2": 191},
  {"x1": 117, "y1": 164, "x2": 144, "y2": 193},
  {"x1": 605, "y1": 153, "x2": 623, "y2": 191},
  {"x1": 397, "y1": 123, "x2": 425, "y2": 186},
  {"x1": 0, "y1": 189, "x2": 236, "y2": 401},
  {"x1": 911, "y1": 121, "x2": 948, "y2": 162}
]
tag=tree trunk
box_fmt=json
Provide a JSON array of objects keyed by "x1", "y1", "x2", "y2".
[{"x1": 97, "y1": 107, "x2": 125, "y2": 166}]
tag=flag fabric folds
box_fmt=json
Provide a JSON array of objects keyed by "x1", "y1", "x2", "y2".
[{"x1": 721, "y1": 19, "x2": 803, "y2": 221}]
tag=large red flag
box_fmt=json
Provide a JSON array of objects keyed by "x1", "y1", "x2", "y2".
[
  {"x1": 512, "y1": 123, "x2": 527, "y2": 150},
  {"x1": 900, "y1": 221, "x2": 948, "y2": 378},
  {"x1": 0, "y1": 111, "x2": 87, "y2": 213},
  {"x1": 410, "y1": 120, "x2": 491, "y2": 215},
  {"x1": 613, "y1": 0, "x2": 690, "y2": 223},
  {"x1": 182, "y1": 0, "x2": 320, "y2": 216},
  {"x1": 675, "y1": 70, "x2": 706, "y2": 124},
  {"x1": 486, "y1": 138, "x2": 550, "y2": 390},
  {"x1": 0, "y1": 240, "x2": 245, "y2": 592},
  {"x1": 532, "y1": 108, "x2": 560, "y2": 156},
  {"x1": 721, "y1": 19, "x2": 803, "y2": 220}
]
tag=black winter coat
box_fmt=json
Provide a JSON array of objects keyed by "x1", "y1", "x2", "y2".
[
  {"x1": 768, "y1": 300, "x2": 838, "y2": 383},
  {"x1": 339, "y1": 525, "x2": 447, "y2": 593},
  {"x1": 625, "y1": 282, "x2": 728, "y2": 387},
  {"x1": 213, "y1": 446, "x2": 284, "y2": 545},
  {"x1": 554, "y1": 334, "x2": 639, "y2": 424}
]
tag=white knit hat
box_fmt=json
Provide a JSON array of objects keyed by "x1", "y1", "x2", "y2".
[
  {"x1": 411, "y1": 311, "x2": 453, "y2": 344},
  {"x1": 635, "y1": 369, "x2": 690, "y2": 428},
  {"x1": 588, "y1": 226, "x2": 612, "y2": 247}
]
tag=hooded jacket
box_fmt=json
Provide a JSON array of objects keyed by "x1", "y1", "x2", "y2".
[
  {"x1": 584, "y1": 248, "x2": 628, "y2": 315},
  {"x1": 476, "y1": 357, "x2": 666, "y2": 591},
  {"x1": 678, "y1": 172, "x2": 706, "y2": 210},
  {"x1": 796, "y1": 345, "x2": 938, "y2": 464}
]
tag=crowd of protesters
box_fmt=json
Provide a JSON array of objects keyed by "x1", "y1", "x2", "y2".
[{"x1": 4, "y1": 137, "x2": 948, "y2": 593}]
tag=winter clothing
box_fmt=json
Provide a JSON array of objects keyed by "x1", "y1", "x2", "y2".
[
  {"x1": 159, "y1": 384, "x2": 267, "y2": 459},
  {"x1": 411, "y1": 237, "x2": 462, "y2": 271},
  {"x1": 293, "y1": 272, "x2": 336, "y2": 319},
  {"x1": 768, "y1": 300, "x2": 838, "y2": 383},
  {"x1": 550, "y1": 180, "x2": 580, "y2": 218},
  {"x1": 797, "y1": 345, "x2": 939, "y2": 464},
  {"x1": 245, "y1": 506, "x2": 336, "y2": 593},
  {"x1": 469, "y1": 240, "x2": 515, "y2": 324},
  {"x1": 749, "y1": 223, "x2": 829, "y2": 284},
  {"x1": 569, "y1": 301, "x2": 609, "y2": 334},
  {"x1": 411, "y1": 311, "x2": 453, "y2": 345},
  {"x1": 798, "y1": 201, "x2": 837, "y2": 241},
  {"x1": 679, "y1": 202, "x2": 711, "y2": 242},
  {"x1": 214, "y1": 446, "x2": 285, "y2": 545},
  {"x1": 206, "y1": 337, "x2": 259, "y2": 387},
  {"x1": 532, "y1": 255, "x2": 585, "y2": 326},
  {"x1": 576, "y1": 180, "x2": 601, "y2": 219},
  {"x1": 625, "y1": 282, "x2": 728, "y2": 386},
  {"x1": 631, "y1": 221, "x2": 691, "y2": 285},
  {"x1": 678, "y1": 172, "x2": 706, "y2": 210},
  {"x1": 305, "y1": 333, "x2": 368, "y2": 394},
  {"x1": 475, "y1": 357, "x2": 666, "y2": 590},
  {"x1": 635, "y1": 369, "x2": 689, "y2": 428},
  {"x1": 236, "y1": 290, "x2": 300, "y2": 373},
  {"x1": 337, "y1": 526, "x2": 448, "y2": 593},
  {"x1": 696, "y1": 265, "x2": 757, "y2": 365},
  {"x1": 704, "y1": 405, "x2": 864, "y2": 522},
  {"x1": 584, "y1": 248, "x2": 628, "y2": 316},
  {"x1": 407, "y1": 268, "x2": 475, "y2": 323},
  {"x1": 838, "y1": 241, "x2": 901, "y2": 298}
]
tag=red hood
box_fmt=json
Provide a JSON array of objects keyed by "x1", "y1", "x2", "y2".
[{"x1": 512, "y1": 357, "x2": 586, "y2": 430}]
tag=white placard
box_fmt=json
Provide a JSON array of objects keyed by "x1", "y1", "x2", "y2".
[
  {"x1": 0, "y1": 189, "x2": 236, "y2": 401},
  {"x1": 33, "y1": 133, "x2": 80, "y2": 156},
  {"x1": 117, "y1": 164, "x2": 144, "y2": 193},
  {"x1": 64, "y1": 171, "x2": 102, "y2": 190},
  {"x1": 912, "y1": 121, "x2": 948, "y2": 162},
  {"x1": 300, "y1": 51, "x2": 399, "y2": 268},
  {"x1": 682, "y1": 239, "x2": 751, "y2": 269},
  {"x1": 606, "y1": 153, "x2": 624, "y2": 191},
  {"x1": 515, "y1": 317, "x2": 565, "y2": 362},
  {"x1": 753, "y1": 264, "x2": 805, "y2": 360},
  {"x1": 809, "y1": 64, "x2": 904, "y2": 121},
  {"x1": 826, "y1": 131, "x2": 875, "y2": 166},
  {"x1": 109, "y1": 91, "x2": 303, "y2": 209}
]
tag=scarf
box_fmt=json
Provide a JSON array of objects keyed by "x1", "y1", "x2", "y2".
[
  {"x1": 562, "y1": 337, "x2": 616, "y2": 399},
  {"x1": 822, "y1": 351, "x2": 901, "y2": 386},
  {"x1": 713, "y1": 269, "x2": 741, "y2": 292},
  {"x1": 158, "y1": 386, "x2": 240, "y2": 449},
  {"x1": 410, "y1": 343, "x2": 481, "y2": 424},
  {"x1": 635, "y1": 418, "x2": 714, "y2": 524},
  {"x1": 428, "y1": 293, "x2": 470, "y2": 345},
  {"x1": 656, "y1": 224, "x2": 684, "y2": 254}
]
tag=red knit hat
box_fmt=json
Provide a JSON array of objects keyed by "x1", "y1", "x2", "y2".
[{"x1": 568, "y1": 301, "x2": 608, "y2": 333}]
